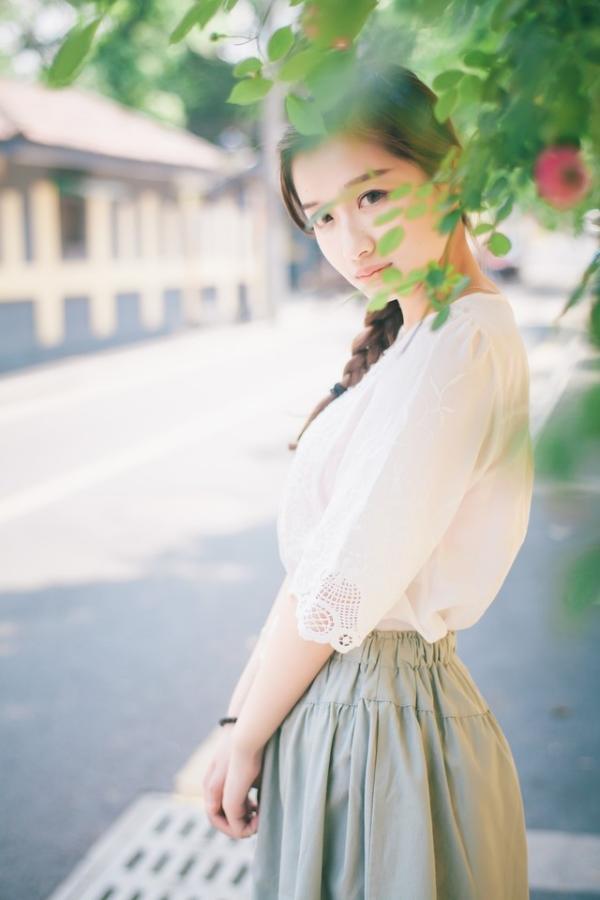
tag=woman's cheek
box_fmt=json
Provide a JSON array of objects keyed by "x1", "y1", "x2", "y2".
[
  {"x1": 315, "y1": 234, "x2": 343, "y2": 275},
  {"x1": 396, "y1": 211, "x2": 447, "y2": 269}
]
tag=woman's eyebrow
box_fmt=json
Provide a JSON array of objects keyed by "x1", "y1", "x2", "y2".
[{"x1": 301, "y1": 168, "x2": 393, "y2": 211}]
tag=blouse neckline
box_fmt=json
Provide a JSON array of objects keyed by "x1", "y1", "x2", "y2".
[
  {"x1": 394, "y1": 289, "x2": 506, "y2": 348},
  {"x1": 309, "y1": 290, "x2": 508, "y2": 423}
]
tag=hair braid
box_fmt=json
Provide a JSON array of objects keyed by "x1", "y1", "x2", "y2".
[{"x1": 288, "y1": 299, "x2": 404, "y2": 450}]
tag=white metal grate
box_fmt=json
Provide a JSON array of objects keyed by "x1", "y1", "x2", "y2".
[
  {"x1": 40, "y1": 784, "x2": 600, "y2": 897},
  {"x1": 46, "y1": 792, "x2": 257, "y2": 900}
]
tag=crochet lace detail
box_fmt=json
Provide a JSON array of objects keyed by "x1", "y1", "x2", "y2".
[{"x1": 295, "y1": 571, "x2": 363, "y2": 651}]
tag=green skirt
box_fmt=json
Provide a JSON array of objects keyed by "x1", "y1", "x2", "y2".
[{"x1": 251, "y1": 628, "x2": 529, "y2": 900}]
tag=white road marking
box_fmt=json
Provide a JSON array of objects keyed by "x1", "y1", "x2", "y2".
[
  {"x1": 527, "y1": 828, "x2": 600, "y2": 892},
  {"x1": 0, "y1": 368, "x2": 323, "y2": 526},
  {"x1": 0, "y1": 313, "x2": 587, "y2": 525}
]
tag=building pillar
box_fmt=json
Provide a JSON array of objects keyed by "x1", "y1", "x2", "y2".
[
  {"x1": 0, "y1": 188, "x2": 25, "y2": 265},
  {"x1": 138, "y1": 188, "x2": 163, "y2": 329},
  {"x1": 87, "y1": 188, "x2": 116, "y2": 336},
  {"x1": 29, "y1": 179, "x2": 63, "y2": 346}
]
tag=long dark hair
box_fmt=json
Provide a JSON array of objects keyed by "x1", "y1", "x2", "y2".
[{"x1": 278, "y1": 62, "x2": 474, "y2": 449}]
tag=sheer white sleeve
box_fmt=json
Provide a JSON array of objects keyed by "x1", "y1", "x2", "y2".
[{"x1": 287, "y1": 312, "x2": 501, "y2": 653}]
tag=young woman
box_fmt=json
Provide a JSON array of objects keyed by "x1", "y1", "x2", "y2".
[{"x1": 203, "y1": 63, "x2": 534, "y2": 899}]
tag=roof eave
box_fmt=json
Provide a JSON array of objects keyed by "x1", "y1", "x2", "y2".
[{"x1": 0, "y1": 137, "x2": 235, "y2": 185}]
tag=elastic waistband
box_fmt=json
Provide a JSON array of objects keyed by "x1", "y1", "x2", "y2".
[{"x1": 338, "y1": 628, "x2": 457, "y2": 667}]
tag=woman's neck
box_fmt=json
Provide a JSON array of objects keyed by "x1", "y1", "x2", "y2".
[{"x1": 400, "y1": 228, "x2": 500, "y2": 330}]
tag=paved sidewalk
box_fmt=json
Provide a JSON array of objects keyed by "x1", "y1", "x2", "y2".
[{"x1": 2, "y1": 284, "x2": 597, "y2": 900}]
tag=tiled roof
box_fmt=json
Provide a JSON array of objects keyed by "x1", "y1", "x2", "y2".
[{"x1": 0, "y1": 77, "x2": 233, "y2": 172}]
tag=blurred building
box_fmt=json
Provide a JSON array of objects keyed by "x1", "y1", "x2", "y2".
[{"x1": 0, "y1": 78, "x2": 268, "y2": 372}]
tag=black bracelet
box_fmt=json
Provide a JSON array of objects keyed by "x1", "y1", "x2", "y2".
[
  {"x1": 330, "y1": 381, "x2": 347, "y2": 397},
  {"x1": 218, "y1": 716, "x2": 238, "y2": 726}
]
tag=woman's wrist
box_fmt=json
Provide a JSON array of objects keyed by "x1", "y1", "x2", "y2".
[
  {"x1": 230, "y1": 738, "x2": 264, "y2": 769},
  {"x1": 230, "y1": 723, "x2": 265, "y2": 760}
]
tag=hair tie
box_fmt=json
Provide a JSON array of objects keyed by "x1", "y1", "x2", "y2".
[
  {"x1": 330, "y1": 382, "x2": 347, "y2": 397},
  {"x1": 218, "y1": 716, "x2": 238, "y2": 726}
]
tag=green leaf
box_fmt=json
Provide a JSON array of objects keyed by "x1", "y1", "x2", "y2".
[
  {"x1": 376, "y1": 226, "x2": 405, "y2": 255},
  {"x1": 373, "y1": 206, "x2": 404, "y2": 225},
  {"x1": 487, "y1": 231, "x2": 512, "y2": 256},
  {"x1": 585, "y1": 46, "x2": 600, "y2": 65},
  {"x1": 405, "y1": 201, "x2": 428, "y2": 219},
  {"x1": 279, "y1": 47, "x2": 323, "y2": 82},
  {"x1": 381, "y1": 264, "x2": 404, "y2": 284},
  {"x1": 434, "y1": 191, "x2": 461, "y2": 213},
  {"x1": 431, "y1": 305, "x2": 451, "y2": 330},
  {"x1": 267, "y1": 26, "x2": 295, "y2": 62},
  {"x1": 305, "y1": 198, "x2": 336, "y2": 231},
  {"x1": 495, "y1": 195, "x2": 514, "y2": 222},
  {"x1": 170, "y1": 4, "x2": 203, "y2": 43},
  {"x1": 433, "y1": 87, "x2": 459, "y2": 123},
  {"x1": 432, "y1": 69, "x2": 464, "y2": 91},
  {"x1": 462, "y1": 50, "x2": 495, "y2": 69},
  {"x1": 486, "y1": 175, "x2": 509, "y2": 205},
  {"x1": 472, "y1": 221, "x2": 494, "y2": 235},
  {"x1": 195, "y1": 0, "x2": 221, "y2": 27},
  {"x1": 226, "y1": 76, "x2": 273, "y2": 105},
  {"x1": 426, "y1": 266, "x2": 446, "y2": 287},
  {"x1": 388, "y1": 183, "x2": 413, "y2": 200},
  {"x1": 438, "y1": 208, "x2": 462, "y2": 234},
  {"x1": 414, "y1": 182, "x2": 434, "y2": 198},
  {"x1": 233, "y1": 57, "x2": 262, "y2": 78},
  {"x1": 285, "y1": 93, "x2": 326, "y2": 135},
  {"x1": 170, "y1": 0, "x2": 221, "y2": 42},
  {"x1": 459, "y1": 74, "x2": 483, "y2": 103},
  {"x1": 306, "y1": 50, "x2": 355, "y2": 113},
  {"x1": 300, "y1": 0, "x2": 376, "y2": 51},
  {"x1": 366, "y1": 289, "x2": 395, "y2": 313},
  {"x1": 47, "y1": 16, "x2": 104, "y2": 86},
  {"x1": 393, "y1": 266, "x2": 428, "y2": 294},
  {"x1": 436, "y1": 145, "x2": 460, "y2": 175}
]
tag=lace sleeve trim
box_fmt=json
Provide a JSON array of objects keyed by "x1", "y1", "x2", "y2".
[{"x1": 293, "y1": 571, "x2": 365, "y2": 652}]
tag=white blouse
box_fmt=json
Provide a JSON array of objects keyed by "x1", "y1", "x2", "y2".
[{"x1": 276, "y1": 290, "x2": 534, "y2": 654}]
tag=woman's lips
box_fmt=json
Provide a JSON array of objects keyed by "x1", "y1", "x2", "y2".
[{"x1": 356, "y1": 262, "x2": 392, "y2": 279}]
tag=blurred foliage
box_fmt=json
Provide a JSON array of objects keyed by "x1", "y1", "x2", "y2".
[
  {"x1": 4, "y1": 0, "x2": 600, "y2": 611},
  {"x1": 37, "y1": 0, "x2": 599, "y2": 304},
  {"x1": 0, "y1": 0, "x2": 256, "y2": 145}
]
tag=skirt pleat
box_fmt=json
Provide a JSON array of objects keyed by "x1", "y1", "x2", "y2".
[{"x1": 250, "y1": 628, "x2": 529, "y2": 900}]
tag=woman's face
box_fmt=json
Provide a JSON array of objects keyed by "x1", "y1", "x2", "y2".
[{"x1": 291, "y1": 134, "x2": 449, "y2": 299}]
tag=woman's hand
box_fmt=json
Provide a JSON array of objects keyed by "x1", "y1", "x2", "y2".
[
  {"x1": 202, "y1": 726, "x2": 240, "y2": 838},
  {"x1": 202, "y1": 728, "x2": 263, "y2": 839},
  {"x1": 221, "y1": 742, "x2": 263, "y2": 839}
]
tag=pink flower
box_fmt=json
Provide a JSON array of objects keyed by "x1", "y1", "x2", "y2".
[{"x1": 534, "y1": 145, "x2": 592, "y2": 210}]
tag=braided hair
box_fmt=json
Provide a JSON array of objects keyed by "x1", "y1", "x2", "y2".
[{"x1": 289, "y1": 299, "x2": 404, "y2": 448}]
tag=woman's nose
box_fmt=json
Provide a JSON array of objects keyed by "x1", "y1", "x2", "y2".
[{"x1": 341, "y1": 221, "x2": 375, "y2": 263}]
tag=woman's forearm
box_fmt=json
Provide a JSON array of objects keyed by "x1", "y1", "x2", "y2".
[
  {"x1": 224, "y1": 574, "x2": 291, "y2": 718},
  {"x1": 225, "y1": 647, "x2": 261, "y2": 719},
  {"x1": 231, "y1": 590, "x2": 336, "y2": 755}
]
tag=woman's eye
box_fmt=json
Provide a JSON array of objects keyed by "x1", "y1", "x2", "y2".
[
  {"x1": 360, "y1": 189, "x2": 388, "y2": 207},
  {"x1": 314, "y1": 211, "x2": 332, "y2": 227},
  {"x1": 313, "y1": 189, "x2": 387, "y2": 228}
]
